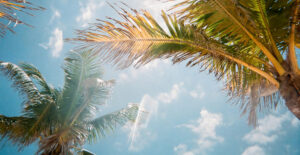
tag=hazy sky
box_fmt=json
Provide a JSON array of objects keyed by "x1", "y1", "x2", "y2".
[{"x1": 0, "y1": 0, "x2": 299, "y2": 155}]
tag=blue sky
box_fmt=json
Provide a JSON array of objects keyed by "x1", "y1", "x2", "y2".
[{"x1": 0, "y1": 0, "x2": 299, "y2": 154}]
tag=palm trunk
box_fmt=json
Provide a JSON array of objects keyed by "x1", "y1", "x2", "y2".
[{"x1": 279, "y1": 73, "x2": 300, "y2": 119}]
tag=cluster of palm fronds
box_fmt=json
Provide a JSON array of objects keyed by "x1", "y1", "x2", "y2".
[
  {"x1": 0, "y1": 50, "x2": 138, "y2": 154},
  {"x1": 0, "y1": 0, "x2": 44, "y2": 37},
  {"x1": 69, "y1": 0, "x2": 299, "y2": 126}
]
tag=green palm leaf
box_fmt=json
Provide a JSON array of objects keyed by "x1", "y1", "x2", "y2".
[
  {"x1": 170, "y1": 0, "x2": 287, "y2": 74},
  {"x1": 87, "y1": 105, "x2": 138, "y2": 142},
  {"x1": 60, "y1": 50, "x2": 109, "y2": 123},
  {"x1": 19, "y1": 63, "x2": 54, "y2": 96},
  {"x1": 0, "y1": 50, "x2": 139, "y2": 153},
  {"x1": 0, "y1": 61, "x2": 41, "y2": 105}
]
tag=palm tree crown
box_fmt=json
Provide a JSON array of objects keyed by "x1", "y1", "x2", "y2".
[
  {"x1": 0, "y1": 50, "x2": 138, "y2": 154},
  {"x1": 68, "y1": 0, "x2": 300, "y2": 126}
]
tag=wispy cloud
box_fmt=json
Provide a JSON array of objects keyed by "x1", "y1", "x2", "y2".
[
  {"x1": 76, "y1": 0, "x2": 105, "y2": 27},
  {"x1": 39, "y1": 28, "x2": 63, "y2": 58},
  {"x1": 125, "y1": 0, "x2": 184, "y2": 31},
  {"x1": 242, "y1": 145, "x2": 265, "y2": 155},
  {"x1": 125, "y1": 82, "x2": 184, "y2": 151},
  {"x1": 242, "y1": 113, "x2": 299, "y2": 154},
  {"x1": 189, "y1": 85, "x2": 205, "y2": 100},
  {"x1": 243, "y1": 113, "x2": 290, "y2": 144},
  {"x1": 48, "y1": 28, "x2": 63, "y2": 57},
  {"x1": 118, "y1": 59, "x2": 170, "y2": 83},
  {"x1": 173, "y1": 144, "x2": 193, "y2": 155},
  {"x1": 158, "y1": 82, "x2": 183, "y2": 104},
  {"x1": 174, "y1": 109, "x2": 223, "y2": 155},
  {"x1": 131, "y1": 0, "x2": 181, "y2": 21},
  {"x1": 127, "y1": 95, "x2": 158, "y2": 151},
  {"x1": 291, "y1": 117, "x2": 300, "y2": 127},
  {"x1": 50, "y1": 9, "x2": 61, "y2": 23}
]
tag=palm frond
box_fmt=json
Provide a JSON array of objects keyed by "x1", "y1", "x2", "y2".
[
  {"x1": 0, "y1": 0, "x2": 45, "y2": 37},
  {"x1": 0, "y1": 115, "x2": 20, "y2": 135},
  {"x1": 68, "y1": 4, "x2": 284, "y2": 126},
  {"x1": 87, "y1": 104, "x2": 139, "y2": 142},
  {"x1": 69, "y1": 78, "x2": 115, "y2": 125},
  {"x1": 77, "y1": 149, "x2": 95, "y2": 155},
  {"x1": 227, "y1": 78, "x2": 281, "y2": 126},
  {"x1": 266, "y1": 0, "x2": 296, "y2": 50},
  {"x1": 0, "y1": 53, "x2": 139, "y2": 153},
  {"x1": 169, "y1": 0, "x2": 286, "y2": 75},
  {"x1": 37, "y1": 132, "x2": 74, "y2": 155},
  {"x1": 60, "y1": 50, "x2": 108, "y2": 124},
  {"x1": 243, "y1": 0, "x2": 283, "y2": 62},
  {"x1": 288, "y1": 0, "x2": 300, "y2": 73},
  {"x1": 19, "y1": 63, "x2": 54, "y2": 96},
  {"x1": 0, "y1": 115, "x2": 38, "y2": 149},
  {"x1": 0, "y1": 62, "x2": 59, "y2": 146},
  {"x1": 68, "y1": 5, "x2": 278, "y2": 85},
  {"x1": 0, "y1": 61, "x2": 41, "y2": 105}
]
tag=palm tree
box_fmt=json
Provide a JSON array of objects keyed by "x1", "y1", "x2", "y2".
[
  {"x1": 0, "y1": 50, "x2": 138, "y2": 154},
  {"x1": 68, "y1": 0, "x2": 300, "y2": 126},
  {"x1": 0, "y1": 0, "x2": 44, "y2": 37}
]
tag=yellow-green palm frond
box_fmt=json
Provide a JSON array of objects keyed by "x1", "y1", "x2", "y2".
[
  {"x1": 170, "y1": 0, "x2": 257, "y2": 42},
  {"x1": 68, "y1": 4, "x2": 272, "y2": 76},
  {"x1": 69, "y1": 4, "x2": 282, "y2": 126},
  {"x1": 0, "y1": 0, "x2": 44, "y2": 37},
  {"x1": 169, "y1": 0, "x2": 291, "y2": 75},
  {"x1": 264, "y1": 0, "x2": 299, "y2": 50},
  {"x1": 168, "y1": 0, "x2": 299, "y2": 125}
]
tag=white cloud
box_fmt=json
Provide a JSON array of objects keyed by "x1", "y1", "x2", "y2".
[
  {"x1": 174, "y1": 109, "x2": 223, "y2": 154},
  {"x1": 243, "y1": 113, "x2": 289, "y2": 144},
  {"x1": 242, "y1": 113, "x2": 300, "y2": 155},
  {"x1": 242, "y1": 145, "x2": 265, "y2": 155},
  {"x1": 118, "y1": 59, "x2": 170, "y2": 83},
  {"x1": 189, "y1": 85, "x2": 205, "y2": 99},
  {"x1": 174, "y1": 144, "x2": 187, "y2": 152},
  {"x1": 291, "y1": 117, "x2": 300, "y2": 127},
  {"x1": 125, "y1": 0, "x2": 184, "y2": 31},
  {"x1": 174, "y1": 144, "x2": 194, "y2": 155},
  {"x1": 38, "y1": 43, "x2": 48, "y2": 50},
  {"x1": 125, "y1": 82, "x2": 184, "y2": 151},
  {"x1": 76, "y1": 0, "x2": 105, "y2": 27},
  {"x1": 126, "y1": 95, "x2": 158, "y2": 151},
  {"x1": 39, "y1": 28, "x2": 63, "y2": 57},
  {"x1": 48, "y1": 28, "x2": 64, "y2": 57},
  {"x1": 50, "y1": 9, "x2": 61, "y2": 23},
  {"x1": 158, "y1": 82, "x2": 183, "y2": 104},
  {"x1": 190, "y1": 90, "x2": 205, "y2": 99},
  {"x1": 132, "y1": 0, "x2": 181, "y2": 19},
  {"x1": 139, "y1": 0, "x2": 173, "y2": 17}
]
